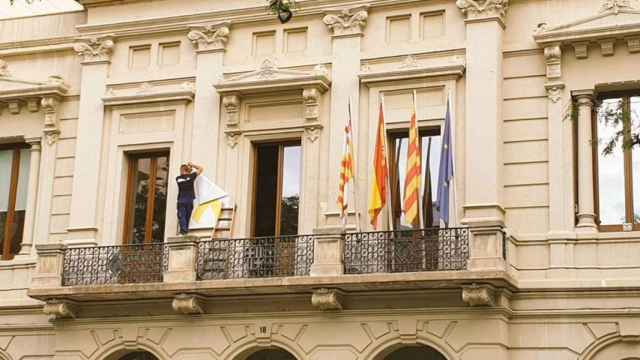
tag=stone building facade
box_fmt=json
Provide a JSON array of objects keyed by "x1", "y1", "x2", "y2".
[{"x1": 1, "y1": 0, "x2": 640, "y2": 359}]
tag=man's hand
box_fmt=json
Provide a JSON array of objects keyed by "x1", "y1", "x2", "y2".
[{"x1": 188, "y1": 162, "x2": 204, "y2": 175}]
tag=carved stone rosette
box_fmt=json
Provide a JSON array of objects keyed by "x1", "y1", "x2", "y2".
[
  {"x1": 311, "y1": 288, "x2": 343, "y2": 310},
  {"x1": 323, "y1": 6, "x2": 369, "y2": 37},
  {"x1": 456, "y1": 0, "x2": 509, "y2": 22},
  {"x1": 187, "y1": 22, "x2": 230, "y2": 53},
  {"x1": 73, "y1": 36, "x2": 115, "y2": 64}
]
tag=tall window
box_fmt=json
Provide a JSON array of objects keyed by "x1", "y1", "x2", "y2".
[
  {"x1": 389, "y1": 129, "x2": 441, "y2": 229},
  {"x1": 123, "y1": 152, "x2": 169, "y2": 244},
  {"x1": 0, "y1": 144, "x2": 30, "y2": 260},
  {"x1": 252, "y1": 142, "x2": 301, "y2": 237},
  {"x1": 595, "y1": 93, "x2": 640, "y2": 231}
]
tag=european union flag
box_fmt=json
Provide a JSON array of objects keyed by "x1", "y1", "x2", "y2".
[{"x1": 436, "y1": 95, "x2": 454, "y2": 227}]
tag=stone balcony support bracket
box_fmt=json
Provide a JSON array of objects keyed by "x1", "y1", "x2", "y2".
[
  {"x1": 311, "y1": 288, "x2": 344, "y2": 311},
  {"x1": 310, "y1": 227, "x2": 345, "y2": 277},
  {"x1": 164, "y1": 236, "x2": 198, "y2": 283},
  {"x1": 31, "y1": 243, "x2": 66, "y2": 289},
  {"x1": 462, "y1": 284, "x2": 497, "y2": 307},
  {"x1": 172, "y1": 293, "x2": 204, "y2": 315},
  {"x1": 43, "y1": 300, "x2": 77, "y2": 321}
]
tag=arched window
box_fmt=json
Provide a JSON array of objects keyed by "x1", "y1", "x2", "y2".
[
  {"x1": 118, "y1": 351, "x2": 159, "y2": 360},
  {"x1": 382, "y1": 345, "x2": 446, "y2": 360},
  {"x1": 244, "y1": 348, "x2": 297, "y2": 360}
]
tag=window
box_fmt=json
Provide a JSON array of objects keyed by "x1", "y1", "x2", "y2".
[
  {"x1": 595, "y1": 93, "x2": 640, "y2": 231},
  {"x1": 123, "y1": 152, "x2": 169, "y2": 244},
  {"x1": 389, "y1": 129, "x2": 441, "y2": 229},
  {"x1": 0, "y1": 144, "x2": 30, "y2": 260},
  {"x1": 252, "y1": 142, "x2": 301, "y2": 237}
]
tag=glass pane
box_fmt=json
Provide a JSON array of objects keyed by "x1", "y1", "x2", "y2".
[
  {"x1": 279, "y1": 145, "x2": 301, "y2": 236},
  {"x1": 131, "y1": 158, "x2": 151, "y2": 244},
  {"x1": 0, "y1": 150, "x2": 11, "y2": 256},
  {"x1": 597, "y1": 98, "x2": 626, "y2": 225},
  {"x1": 152, "y1": 156, "x2": 169, "y2": 243},
  {"x1": 254, "y1": 145, "x2": 279, "y2": 237},
  {"x1": 15, "y1": 148, "x2": 30, "y2": 211},
  {"x1": 632, "y1": 96, "x2": 640, "y2": 223}
]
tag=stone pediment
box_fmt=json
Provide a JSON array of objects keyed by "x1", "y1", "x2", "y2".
[
  {"x1": 0, "y1": 61, "x2": 68, "y2": 101},
  {"x1": 535, "y1": 0, "x2": 640, "y2": 44},
  {"x1": 216, "y1": 59, "x2": 331, "y2": 95}
]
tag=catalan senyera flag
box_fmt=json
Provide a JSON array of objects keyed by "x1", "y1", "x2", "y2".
[
  {"x1": 368, "y1": 102, "x2": 389, "y2": 229},
  {"x1": 403, "y1": 108, "x2": 421, "y2": 227},
  {"x1": 337, "y1": 99, "x2": 355, "y2": 220}
]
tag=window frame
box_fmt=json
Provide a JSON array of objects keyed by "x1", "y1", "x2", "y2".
[
  {"x1": 250, "y1": 139, "x2": 302, "y2": 238},
  {"x1": 0, "y1": 143, "x2": 29, "y2": 260},
  {"x1": 594, "y1": 90, "x2": 640, "y2": 232},
  {"x1": 122, "y1": 150, "x2": 170, "y2": 245},
  {"x1": 387, "y1": 127, "x2": 441, "y2": 230}
]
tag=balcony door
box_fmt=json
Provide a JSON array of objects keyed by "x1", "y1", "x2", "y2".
[
  {"x1": 123, "y1": 152, "x2": 170, "y2": 244},
  {"x1": 0, "y1": 144, "x2": 30, "y2": 260},
  {"x1": 252, "y1": 141, "x2": 301, "y2": 237}
]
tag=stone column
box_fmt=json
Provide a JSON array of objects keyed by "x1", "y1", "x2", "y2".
[
  {"x1": 574, "y1": 90, "x2": 598, "y2": 232},
  {"x1": 17, "y1": 137, "x2": 42, "y2": 257},
  {"x1": 322, "y1": 6, "x2": 368, "y2": 227},
  {"x1": 457, "y1": 0, "x2": 508, "y2": 271},
  {"x1": 187, "y1": 22, "x2": 229, "y2": 183},
  {"x1": 67, "y1": 36, "x2": 114, "y2": 246},
  {"x1": 310, "y1": 227, "x2": 344, "y2": 276}
]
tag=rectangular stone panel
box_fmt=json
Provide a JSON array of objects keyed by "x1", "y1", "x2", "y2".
[
  {"x1": 253, "y1": 31, "x2": 276, "y2": 57},
  {"x1": 504, "y1": 140, "x2": 548, "y2": 164},
  {"x1": 119, "y1": 110, "x2": 175, "y2": 134},
  {"x1": 129, "y1": 44, "x2": 151, "y2": 69},
  {"x1": 387, "y1": 15, "x2": 411, "y2": 43},
  {"x1": 159, "y1": 42, "x2": 181, "y2": 66},
  {"x1": 422, "y1": 11, "x2": 445, "y2": 38},
  {"x1": 505, "y1": 207, "x2": 549, "y2": 234},
  {"x1": 503, "y1": 118, "x2": 548, "y2": 142},
  {"x1": 503, "y1": 98, "x2": 548, "y2": 121},
  {"x1": 285, "y1": 28, "x2": 307, "y2": 54}
]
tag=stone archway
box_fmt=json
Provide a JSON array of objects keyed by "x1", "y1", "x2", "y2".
[
  {"x1": 378, "y1": 344, "x2": 447, "y2": 360},
  {"x1": 241, "y1": 347, "x2": 297, "y2": 360}
]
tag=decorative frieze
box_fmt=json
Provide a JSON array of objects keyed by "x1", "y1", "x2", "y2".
[
  {"x1": 462, "y1": 284, "x2": 496, "y2": 306},
  {"x1": 323, "y1": 6, "x2": 369, "y2": 37},
  {"x1": 544, "y1": 44, "x2": 562, "y2": 79},
  {"x1": 73, "y1": 35, "x2": 115, "y2": 64},
  {"x1": 600, "y1": 0, "x2": 635, "y2": 13},
  {"x1": 187, "y1": 22, "x2": 230, "y2": 53},
  {"x1": 311, "y1": 288, "x2": 343, "y2": 310},
  {"x1": 456, "y1": 0, "x2": 509, "y2": 22},
  {"x1": 172, "y1": 294, "x2": 204, "y2": 315}
]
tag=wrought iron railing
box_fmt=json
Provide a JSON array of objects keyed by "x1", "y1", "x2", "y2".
[
  {"x1": 196, "y1": 235, "x2": 315, "y2": 280},
  {"x1": 343, "y1": 227, "x2": 469, "y2": 274},
  {"x1": 62, "y1": 243, "x2": 167, "y2": 286}
]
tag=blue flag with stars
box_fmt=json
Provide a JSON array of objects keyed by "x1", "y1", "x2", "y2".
[{"x1": 436, "y1": 95, "x2": 454, "y2": 227}]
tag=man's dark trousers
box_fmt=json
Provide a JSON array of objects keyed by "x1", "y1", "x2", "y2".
[{"x1": 177, "y1": 200, "x2": 193, "y2": 234}]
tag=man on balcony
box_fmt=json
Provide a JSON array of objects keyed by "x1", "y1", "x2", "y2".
[{"x1": 176, "y1": 162, "x2": 203, "y2": 235}]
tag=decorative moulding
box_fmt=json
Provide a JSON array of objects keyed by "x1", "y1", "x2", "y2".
[
  {"x1": 534, "y1": 0, "x2": 640, "y2": 57},
  {"x1": 359, "y1": 58, "x2": 465, "y2": 85},
  {"x1": 187, "y1": 21, "x2": 230, "y2": 53},
  {"x1": 103, "y1": 81, "x2": 195, "y2": 106}
]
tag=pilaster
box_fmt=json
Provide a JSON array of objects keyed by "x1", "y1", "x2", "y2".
[
  {"x1": 322, "y1": 5, "x2": 367, "y2": 226},
  {"x1": 188, "y1": 22, "x2": 230, "y2": 183},
  {"x1": 31, "y1": 243, "x2": 66, "y2": 289},
  {"x1": 310, "y1": 227, "x2": 344, "y2": 276},
  {"x1": 574, "y1": 90, "x2": 598, "y2": 232},
  {"x1": 164, "y1": 236, "x2": 198, "y2": 283},
  {"x1": 67, "y1": 36, "x2": 114, "y2": 245}
]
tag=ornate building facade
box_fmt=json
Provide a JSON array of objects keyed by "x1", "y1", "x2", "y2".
[{"x1": 1, "y1": 0, "x2": 640, "y2": 359}]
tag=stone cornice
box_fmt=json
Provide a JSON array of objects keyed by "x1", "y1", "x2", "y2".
[
  {"x1": 187, "y1": 21, "x2": 230, "y2": 53},
  {"x1": 456, "y1": 0, "x2": 509, "y2": 25},
  {"x1": 359, "y1": 60, "x2": 465, "y2": 84}
]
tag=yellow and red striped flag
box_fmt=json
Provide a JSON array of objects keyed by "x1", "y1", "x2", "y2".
[
  {"x1": 403, "y1": 102, "x2": 421, "y2": 227},
  {"x1": 368, "y1": 102, "x2": 389, "y2": 229},
  {"x1": 337, "y1": 99, "x2": 355, "y2": 220}
]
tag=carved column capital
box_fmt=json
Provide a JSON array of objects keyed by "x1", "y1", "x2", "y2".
[
  {"x1": 323, "y1": 6, "x2": 369, "y2": 37},
  {"x1": 545, "y1": 82, "x2": 565, "y2": 103},
  {"x1": 456, "y1": 0, "x2": 509, "y2": 23},
  {"x1": 462, "y1": 284, "x2": 497, "y2": 306},
  {"x1": 544, "y1": 44, "x2": 562, "y2": 79},
  {"x1": 25, "y1": 137, "x2": 42, "y2": 151},
  {"x1": 73, "y1": 35, "x2": 115, "y2": 64},
  {"x1": 305, "y1": 125, "x2": 322, "y2": 143},
  {"x1": 43, "y1": 300, "x2": 77, "y2": 321},
  {"x1": 311, "y1": 288, "x2": 343, "y2": 311},
  {"x1": 574, "y1": 89, "x2": 595, "y2": 107},
  {"x1": 41, "y1": 96, "x2": 61, "y2": 145},
  {"x1": 187, "y1": 22, "x2": 230, "y2": 53},
  {"x1": 172, "y1": 294, "x2": 204, "y2": 315}
]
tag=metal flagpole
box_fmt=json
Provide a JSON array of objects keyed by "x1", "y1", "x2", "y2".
[{"x1": 380, "y1": 92, "x2": 395, "y2": 232}]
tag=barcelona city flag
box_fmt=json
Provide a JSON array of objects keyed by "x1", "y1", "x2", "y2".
[
  {"x1": 189, "y1": 176, "x2": 228, "y2": 230},
  {"x1": 368, "y1": 102, "x2": 389, "y2": 229}
]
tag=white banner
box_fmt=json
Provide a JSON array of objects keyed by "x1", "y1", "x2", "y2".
[{"x1": 189, "y1": 176, "x2": 228, "y2": 230}]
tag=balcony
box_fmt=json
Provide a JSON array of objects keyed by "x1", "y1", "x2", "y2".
[{"x1": 29, "y1": 226, "x2": 514, "y2": 318}]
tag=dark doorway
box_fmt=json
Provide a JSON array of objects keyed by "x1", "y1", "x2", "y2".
[
  {"x1": 119, "y1": 351, "x2": 159, "y2": 360},
  {"x1": 384, "y1": 345, "x2": 447, "y2": 360},
  {"x1": 245, "y1": 348, "x2": 297, "y2": 360}
]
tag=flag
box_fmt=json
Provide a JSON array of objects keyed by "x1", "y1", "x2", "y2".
[
  {"x1": 337, "y1": 99, "x2": 355, "y2": 220},
  {"x1": 423, "y1": 137, "x2": 434, "y2": 228},
  {"x1": 368, "y1": 102, "x2": 389, "y2": 229},
  {"x1": 436, "y1": 96, "x2": 454, "y2": 226},
  {"x1": 403, "y1": 104, "x2": 421, "y2": 227},
  {"x1": 189, "y1": 176, "x2": 228, "y2": 230}
]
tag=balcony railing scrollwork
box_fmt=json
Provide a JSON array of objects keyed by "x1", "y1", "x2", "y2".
[
  {"x1": 196, "y1": 234, "x2": 315, "y2": 280},
  {"x1": 343, "y1": 227, "x2": 469, "y2": 274},
  {"x1": 62, "y1": 243, "x2": 167, "y2": 286}
]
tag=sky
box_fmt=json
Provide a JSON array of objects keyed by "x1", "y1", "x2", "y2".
[{"x1": 0, "y1": 0, "x2": 82, "y2": 19}]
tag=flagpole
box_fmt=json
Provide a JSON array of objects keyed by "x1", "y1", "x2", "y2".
[
  {"x1": 348, "y1": 97, "x2": 362, "y2": 232},
  {"x1": 380, "y1": 92, "x2": 395, "y2": 232}
]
